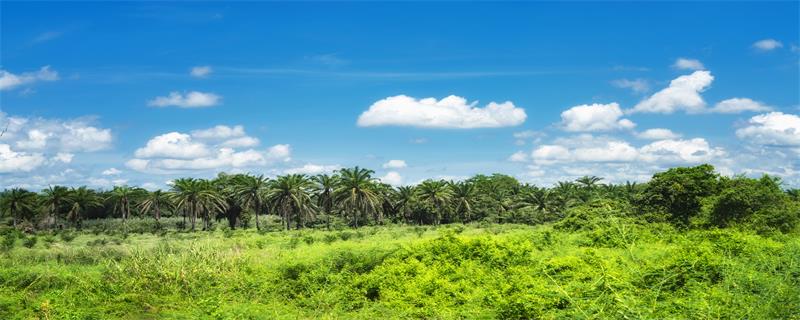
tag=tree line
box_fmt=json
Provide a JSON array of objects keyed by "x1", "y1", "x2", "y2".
[{"x1": 2, "y1": 165, "x2": 799, "y2": 233}]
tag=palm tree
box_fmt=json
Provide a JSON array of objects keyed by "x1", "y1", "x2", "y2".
[
  {"x1": 417, "y1": 180, "x2": 453, "y2": 225},
  {"x1": 171, "y1": 178, "x2": 227, "y2": 231},
  {"x1": 312, "y1": 174, "x2": 339, "y2": 229},
  {"x1": 138, "y1": 190, "x2": 171, "y2": 223},
  {"x1": 66, "y1": 187, "x2": 102, "y2": 229},
  {"x1": 0, "y1": 188, "x2": 38, "y2": 228},
  {"x1": 374, "y1": 183, "x2": 395, "y2": 224},
  {"x1": 41, "y1": 185, "x2": 69, "y2": 229},
  {"x1": 394, "y1": 186, "x2": 416, "y2": 224},
  {"x1": 107, "y1": 186, "x2": 144, "y2": 229},
  {"x1": 266, "y1": 174, "x2": 316, "y2": 229},
  {"x1": 451, "y1": 182, "x2": 476, "y2": 222},
  {"x1": 335, "y1": 167, "x2": 381, "y2": 227},
  {"x1": 575, "y1": 176, "x2": 603, "y2": 189},
  {"x1": 232, "y1": 174, "x2": 269, "y2": 230}
]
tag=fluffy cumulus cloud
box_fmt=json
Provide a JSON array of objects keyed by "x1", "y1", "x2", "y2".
[
  {"x1": 710, "y1": 98, "x2": 772, "y2": 114},
  {"x1": 190, "y1": 66, "x2": 212, "y2": 78},
  {"x1": 638, "y1": 138, "x2": 725, "y2": 164},
  {"x1": 672, "y1": 58, "x2": 705, "y2": 71},
  {"x1": 0, "y1": 66, "x2": 59, "y2": 91},
  {"x1": 636, "y1": 128, "x2": 681, "y2": 140},
  {"x1": 611, "y1": 78, "x2": 650, "y2": 93},
  {"x1": 191, "y1": 125, "x2": 245, "y2": 139},
  {"x1": 134, "y1": 132, "x2": 210, "y2": 159},
  {"x1": 522, "y1": 134, "x2": 724, "y2": 172},
  {"x1": 380, "y1": 171, "x2": 404, "y2": 186},
  {"x1": 0, "y1": 112, "x2": 112, "y2": 173},
  {"x1": 753, "y1": 39, "x2": 783, "y2": 51},
  {"x1": 147, "y1": 91, "x2": 221, "y2": 108},
  {"x1": 357, "y1": 95, "x2": 526, "y2": 129},
  {"x1": 0, "y1": 144, "x2": 46, "y2": 173},
  {"x1": 126, "y1": 125, "x2": 290, "y2": 173},
  {"x1": 513, "y1": 133, "x2": 739, "y2": 186},
  {"x1": 382, "y1": 159, "x2": 407, "y2": 169},
  {"x1": 736, "y1": 112, "x2": 800, "y2": 147},
  {"x1": 560, "y1": 103, "x2": 635, "y2": 132},
  {"x1": 266, "y1": 144, "x2": 291, "y2": 162},
  {"x1": 629, "y1": 71, "x2": 714, "y2": 114}
]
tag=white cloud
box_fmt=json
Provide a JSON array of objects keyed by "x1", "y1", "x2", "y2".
[
  {"x1": 380, "y1": 171, "x2": 404, "y2": 186},
  {"x1": 147, "y1": 91, "x2": 221, "y2": 108},
  {"x1": 191, "y1": 125, "x2": 259, "y2": 147},
  {"x1": 190, "y1": 66, "x2": 212, "y2": 78},
  {"x1": 513, "y1": 130, "x2": 545, "y2": 145},
  {"x1": 531, "y1": 145, "x2": 571, "y2": 165},
  {"x1": 266, "y1": 144, "x2": 291, "y2": 162},
  {"x1": 753, "y1": 39, "x2": 783, "y2": 51},
  {"x1": 284, "y1": 164, "x2": 341, "y2": 175},
  {"x1": 52, "y1": 152, "x2": 74, "y2": 163},
  {"x1": 611, "y1": 78, "x2": 650, "y2": 93},
  {"x1": 710, "y1": 98, "x2": 772, "y2": 114},
  {"x1": 220, "y1": 136, "x2": 260, "y2": 148},
  {"x1": 410, "y1": 138, "x2": 428, "y2": 144},
  {"x1": 0, "y1": 144, "x2": 46, "y2": 173},
  {"x1": 382, "y1": 159, "x2": 407, "y2": 169},
  {"x1": 102, "y1": 168, "x2": 122, "y2": 176},
  {"x1": 191, "y1": 125, "x2": 245, "y2": 139},
  {"x1": 0, "y1": 112, "x2": 112, "y2": 157},
  {"x1": 134, "y1": 132, "x2": 210, "y2": 159},
  {"x1": 736, "y1": 112, "x2": 800, "y2": 146},
  {"x1": 357, "y1": 95, "x2": 526, "y2": 129},
  {"x1": 156, "y1": 148, "x2": 266, "y2": 170},
  {"x1": 637, "y1": 128, "x2": 681, "y2": 140},
  {"x1": 508, "y1": 151, "x2": 528, "y2": 162},
  {"x1": 125, "y1": 159, "x2": 150, "y2": 172},
  {"x1": 639, "y1": 138, "x2": 725, "y2": 164},
  {"x1": 527, "y1": 135, "x2": 722, "y2": 166},
  {"x1": 672, "y1": 58, "x2": 705, "y2": 71},
  {"x1": 560, "y1": 103, "x2": 635, "y2": 132},
  {"x1": 127, "y1": 125, "x2": 289, "y2": 173},
  {"x1": 0, "y1": 66, "x2": 59, "y2": 91},
  {"x1": 629, "y1": 71, "x2": 714, "y2": 114}
]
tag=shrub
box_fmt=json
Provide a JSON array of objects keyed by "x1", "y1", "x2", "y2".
[{"x1": 21, "y1": 236, "x2": 37, "y2": 248}]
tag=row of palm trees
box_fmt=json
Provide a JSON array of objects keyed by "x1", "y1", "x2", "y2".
[{"x1": 1, "y1": 166, "x2": 633, "y2": 231}]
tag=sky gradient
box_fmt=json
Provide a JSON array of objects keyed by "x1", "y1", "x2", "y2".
[{"x1": 1, "y1": 2, "x2": 799, "y2": 190}]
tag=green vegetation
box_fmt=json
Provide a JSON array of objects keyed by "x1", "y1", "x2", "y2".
[{"x1": 1, "y1": 164, "x2": 799, "y2": 318}]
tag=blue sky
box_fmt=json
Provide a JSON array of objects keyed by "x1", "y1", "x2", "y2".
[{"x1": 1, "y1": 2, "x2": 799, "y2": 190}]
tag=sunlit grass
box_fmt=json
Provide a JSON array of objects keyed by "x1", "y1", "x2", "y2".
[{"x1": 1, "y1": 223, "x2": 798, "y2": 319}]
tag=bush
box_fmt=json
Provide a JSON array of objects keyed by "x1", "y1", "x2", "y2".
[
  {"x1": 21, "y1": 236, "x2": 37, "y2": 248},
  {"x1": 710, "y1": 175, "x2": 798, "y2": 232}
]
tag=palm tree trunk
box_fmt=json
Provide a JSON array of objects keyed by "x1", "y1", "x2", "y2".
[
  {"x1": 254, "y1": 197, "x2": 261, "y2": 230},
  {"x1": 191, "y1": 202, "x2": 196, "y2": 231},
  {"x1": 11, "y1": 208, "x2": 17, "y2": 228}
]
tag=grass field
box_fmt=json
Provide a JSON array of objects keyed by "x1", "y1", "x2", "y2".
[{"x1": 1, "y1": 221, "x2": 799, "y2": 319}]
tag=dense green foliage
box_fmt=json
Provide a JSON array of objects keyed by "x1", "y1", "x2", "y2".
[
  {"x1": 1, "y1": 164, "x2": 799, "y2": 318},
  {"x1": 0, "y1": 224, "x2": 798, "y2": 318},
  {"x1": 2, "y1": 164, "x2": 798, "y2": 234}
]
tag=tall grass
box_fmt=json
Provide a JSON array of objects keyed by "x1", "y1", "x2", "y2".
[{"x1": 1, "y1": 223, "x2": 798, "y2": 319}]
